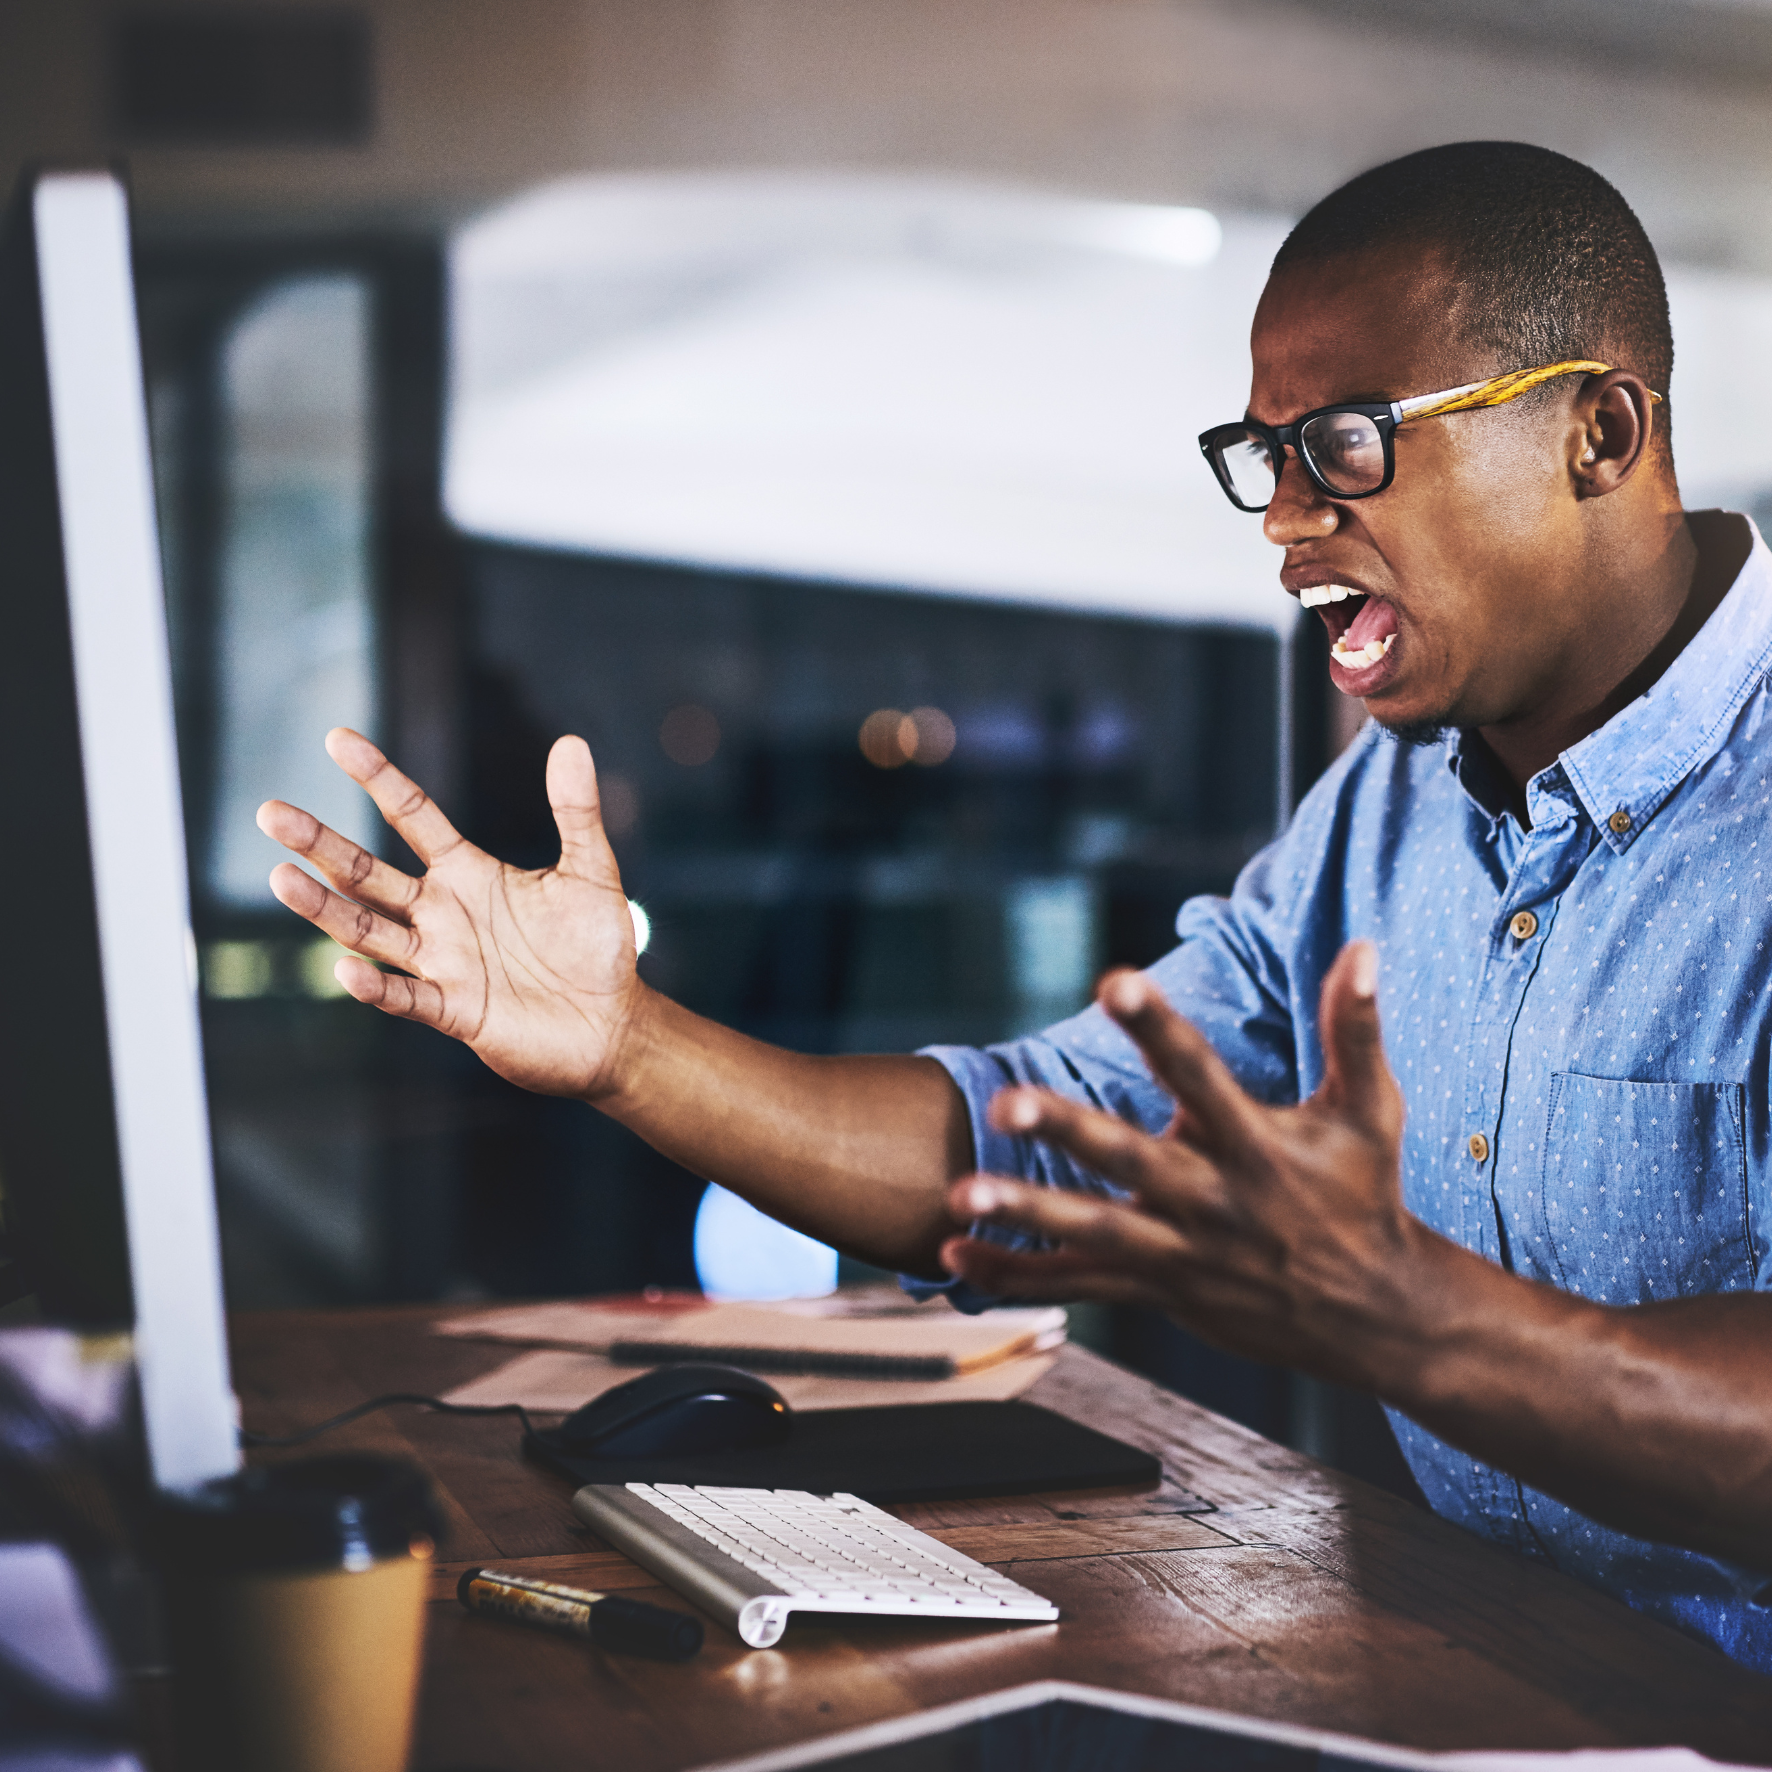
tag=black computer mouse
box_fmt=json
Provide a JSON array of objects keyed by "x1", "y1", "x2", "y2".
[{"x1": 555, "y1": 1363, "x2": 792, "y2": 1458}]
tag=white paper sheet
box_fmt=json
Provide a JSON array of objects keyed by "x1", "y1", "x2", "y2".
[{"x1": 440, "y1": 1346, "x2": 1056, "y2": 1414}]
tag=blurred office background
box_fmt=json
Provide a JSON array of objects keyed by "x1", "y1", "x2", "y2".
[{"x1": 7, "y1": 0, "x2": 1772, "y2": 1485}]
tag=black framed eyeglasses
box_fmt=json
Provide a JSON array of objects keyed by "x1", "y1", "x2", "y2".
[{"x1": 1198, "y1": 358, "x2": 1663, "y2": 513}]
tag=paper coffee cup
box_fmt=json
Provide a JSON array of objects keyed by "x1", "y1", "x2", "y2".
[{"x1": 155, "y1": 1454, "x2": 439, "y2": 1772}]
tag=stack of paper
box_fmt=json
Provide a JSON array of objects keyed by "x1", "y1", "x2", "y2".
[{"x1": 435, "y1": 1288, "x2": 1067, "y2": 1415}]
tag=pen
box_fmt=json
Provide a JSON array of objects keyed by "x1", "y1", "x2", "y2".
[{"x1": 457, "y1": 1566, "x2": 704, "y2": 1661}]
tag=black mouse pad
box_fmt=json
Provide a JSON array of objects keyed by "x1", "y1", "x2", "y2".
[{"x1": 526, "y1": 1399, "x2": 1161, "y2": 1503}]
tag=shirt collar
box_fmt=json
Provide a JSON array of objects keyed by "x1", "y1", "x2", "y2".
[
  {"x1": 1446, "y1": 513, "x2": 1772, "y2": 852},
  {"x1": 1562, "y1": 513, "x2": 1772, "y2": 851}
]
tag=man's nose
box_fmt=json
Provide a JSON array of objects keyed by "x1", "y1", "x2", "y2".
[{"x1": 1262, "y1": 449, "x2": 1339, "y2": 547}]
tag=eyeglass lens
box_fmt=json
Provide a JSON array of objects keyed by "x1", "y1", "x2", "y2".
[
  {"x1": 1299, "y1": 410, "x2": 1385, "y2": 495},
  {"x1": 1214, "y1": 428, "x2": 1278, "y2": 509}
]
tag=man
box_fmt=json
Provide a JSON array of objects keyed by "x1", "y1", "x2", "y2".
[{"x1": 259, "y1": 142, "x2": 1772, "y2": 1665}]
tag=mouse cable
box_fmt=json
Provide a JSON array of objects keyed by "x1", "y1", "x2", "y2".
[{"x1": 239, "y1": 1394, "x2": 539, "y2": 1450}]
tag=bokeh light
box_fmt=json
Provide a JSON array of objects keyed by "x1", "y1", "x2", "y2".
[
  {"x1": 693, "y1": 1182, "x2": 838, "y2": 1300},
  {"x1": 860, "y1": 705, "x2": 955, "y2": 768},
  {"x1": 600, "y1": 770, "x2": 641, "y2": 836},
  {"x1": 907, "y1": 706, "x2": 956, "y2": 765},
  {"x1": 859, "y1": 707, "x2": 910, "y2": 768}
]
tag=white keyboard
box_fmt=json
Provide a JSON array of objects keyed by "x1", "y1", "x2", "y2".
[{"x1": 571, "y1": 1482, "x2": 1060, "y2": 1648}]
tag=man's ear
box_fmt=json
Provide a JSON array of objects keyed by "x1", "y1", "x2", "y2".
[{"x1": 1574, "y1": 370, "x2": 1656, "y2": 498}]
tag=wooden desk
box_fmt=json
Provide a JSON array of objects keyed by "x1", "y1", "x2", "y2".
[{"x1": 227, "y1": 1306, "x2": 1772, "y2": 1770}]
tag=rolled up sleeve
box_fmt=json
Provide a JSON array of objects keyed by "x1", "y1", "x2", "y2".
[{"x1": 904, "y1": 836, "x2": 1305, "y2": 1312}]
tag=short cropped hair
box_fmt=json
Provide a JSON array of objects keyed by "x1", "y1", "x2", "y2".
[{"x1": 1273, "y1": 142, "x2": 1673, "y2": 424}]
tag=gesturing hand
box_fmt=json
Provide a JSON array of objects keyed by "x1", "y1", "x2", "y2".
[
  {"x1": 940, "y1": 941, "x2": 1436, "y2": 1386},
  {"x1": 257, "y1": 727, "x2": 643, "y2": 1101}
]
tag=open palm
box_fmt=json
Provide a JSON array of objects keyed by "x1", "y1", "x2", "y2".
[{"x1": 257, "y1": 727, "x2": 641, "y2": 1099}]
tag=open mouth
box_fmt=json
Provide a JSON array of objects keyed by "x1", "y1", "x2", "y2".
[{"x1": 1298, "y1": 585, "x2": 1398, "y2": 675}]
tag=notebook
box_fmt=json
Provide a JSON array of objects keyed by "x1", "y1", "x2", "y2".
[
  {"x1": 438, "y1": 1290, "x2": 1068, "y2": 1380},
  {"x1": 439, "y1": 1345, "x2": 1058, "y2": 1414}
]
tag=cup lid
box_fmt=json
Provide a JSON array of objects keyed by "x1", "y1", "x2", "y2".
[{"x1": 154, "y1": 1455, "x2": 439, "y2": 1574}]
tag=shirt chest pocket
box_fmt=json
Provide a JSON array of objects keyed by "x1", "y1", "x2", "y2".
[{"x1": 1537, "y1": 1074, "x2": 1757, "y2": 1303}]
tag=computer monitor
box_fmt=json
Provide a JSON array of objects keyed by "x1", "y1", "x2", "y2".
[{"x1": 0, "y1": 167, "x2": 238, "y2": 1491}]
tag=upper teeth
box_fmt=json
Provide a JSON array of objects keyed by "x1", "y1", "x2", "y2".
[{"x1": 1299, "y1": 584, "x2": 1358, "y2": 608}]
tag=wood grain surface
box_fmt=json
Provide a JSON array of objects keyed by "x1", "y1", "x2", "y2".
[{"x1": 204, "y1": 1304, "x2": 1772, "y2": 1772}]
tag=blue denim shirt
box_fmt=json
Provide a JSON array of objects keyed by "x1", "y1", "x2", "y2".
[{"x1": 919, "y1": 515, "x2": 1772, "y2": 1666}]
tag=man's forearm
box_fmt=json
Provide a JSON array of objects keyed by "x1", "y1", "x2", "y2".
[
  {"x1": 590, "y1": 984, "x2": 974, "y2": 1277},
  {"x1": 1368, "y1": 1227, "x2": 1772, "y2": 1570},
  {"x1": 255, "y1": 734, "x2": 979, "y2": 1275}
]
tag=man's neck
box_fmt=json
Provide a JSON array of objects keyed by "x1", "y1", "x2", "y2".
[{"x1": 1476, "y1": 510, "x2": 1746, "y2": 810}]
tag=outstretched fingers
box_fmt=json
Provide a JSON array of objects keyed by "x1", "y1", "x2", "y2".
[
  {"x1": 547, "y1": 735, "x2": 617, "y2": 882},
  {"x1": 257, "y1": 800, "x2": 419, "y2": 920},
  {"x1": 269, "y1": 863, "x2": 421, "y2": 971},
  {"x1": 1316, "y1": 940, "x2": 1403, "y2": 1139},
  {"x1": 945, "y1": 1173, "x2": 1189, "y2": 1279},
  {"x1": 938, "y1": 1236, "x2": 1166, "y2": 1307},
  {"x1": 1097, "y1": 971, "x2": 1266, "y2": 1156},
  {"x1": 324, "y1": 727, "x2": 467, "y2": 868},
  {"x1": 987, "y1": 1086, "x2": 1225, "y2": 1220},
  {"x1": 332, "y1": 955, "x2": 449, "y2": 1028}
]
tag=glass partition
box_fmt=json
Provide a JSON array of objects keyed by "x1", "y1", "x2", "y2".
[{"x1": 207, "y1": 273, "x2": 378, "y2": 908}]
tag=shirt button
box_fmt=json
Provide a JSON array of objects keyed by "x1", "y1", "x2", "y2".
[
  {"x1": 1608, "y1": 809, "x2": 1632, "y2": 834},
  {"x1": 1509, "y1": 910, "x2": 1538, "y2": 941},
  {"x1": 1468, "y1": 1133, "x2": 1490, "y2": 1163}
]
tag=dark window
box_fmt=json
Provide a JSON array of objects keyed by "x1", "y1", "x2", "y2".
[{"x1": 112, "y1": 10, "x2": 373, "y2": 146}]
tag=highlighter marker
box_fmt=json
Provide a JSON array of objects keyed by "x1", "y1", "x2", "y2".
[{"x1": 457, "y1": 1566, "x2": 703, "y2": 1661}]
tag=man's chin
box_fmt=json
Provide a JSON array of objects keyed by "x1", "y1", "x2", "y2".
[{"x1": 1370, "y1": 708, "x2": 1454, "y2": 748}]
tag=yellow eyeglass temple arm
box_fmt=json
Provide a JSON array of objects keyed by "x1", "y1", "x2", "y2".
[{"x1": 1398, "y1": 359, "x2": 1664, "y2": 425}]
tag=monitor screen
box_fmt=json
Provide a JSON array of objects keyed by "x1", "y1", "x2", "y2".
[
  {"x1": 0, "y1": 167, "x2": 237, "y2": 1490},
  {"x1": 696, "y1": 1683, "x2": 1427, "y2": 1772}
]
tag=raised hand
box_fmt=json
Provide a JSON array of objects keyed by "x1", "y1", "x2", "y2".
[
  {"x1": 938, "y1": 942, "x2": 1440, "y2": 1386},
  {"x1": 257, "y1": 727, "x2": 643, "y2": 1101}
]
